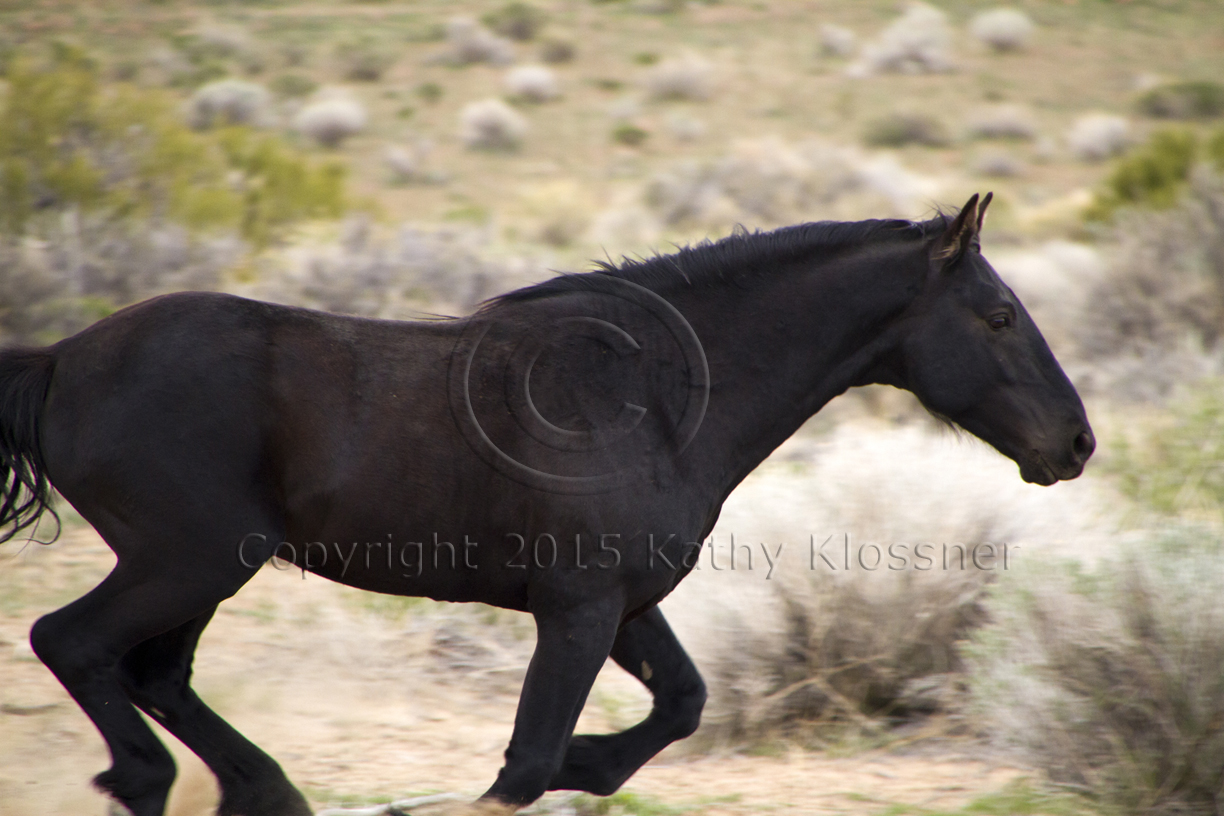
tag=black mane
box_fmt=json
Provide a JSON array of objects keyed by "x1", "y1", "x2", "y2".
[{"x1": 485, "y1": 215, "x2": 950, "y2": 309}]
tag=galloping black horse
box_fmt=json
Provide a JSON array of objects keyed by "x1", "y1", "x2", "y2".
[{"x1": 0, "y1": 195, "x2": 1093, "y2": 815}]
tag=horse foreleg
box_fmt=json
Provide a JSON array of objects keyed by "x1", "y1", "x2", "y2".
[
  {"x1": 547, "y1": 606, "x2": 706, "y2": 796},
  {"x1": 117, "y1": 609, "x2": 312, "y2": 816},
  {"x1": 482, "y1": 596, "x2": 622, "y2": 807}
]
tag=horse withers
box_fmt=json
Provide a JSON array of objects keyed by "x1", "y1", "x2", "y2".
[{"x1": 0, "y1": 194, "x2": 1092, "y2": 815}]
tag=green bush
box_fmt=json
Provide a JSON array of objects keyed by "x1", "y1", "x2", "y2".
[
  {"x1": 969, "y1": 535, "x2": 1224, "y2": 816},
  {"x1": 1085, "y1": 129, "x2": 1202, "y2": 220},
  {"x1": 612, "y1": 122, "x2": 649, "y2": 147},
  {"x1": 270, "y1": 72, "x2": 318, "y2": 98},
  {"x1": 0, "y1": 46, "x2": 345, "y2": 247},
  {"x1": 1110, "y1": 380, "x2": 1224, "y2": 518},
  {"x1": 1138, "y1": 80, "x2": 1224, "y2": 120}
]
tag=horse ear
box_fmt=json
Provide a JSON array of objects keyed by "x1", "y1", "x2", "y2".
[
  {"x1": 976, "y1": 191, "x2": 993, "y2": 233},
  {"x1": 933, "y1": 193, "x2": 981, "y2": 264}
]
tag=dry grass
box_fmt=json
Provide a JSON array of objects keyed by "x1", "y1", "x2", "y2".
[{"x1": 969, "y1": 531, "x2": 1224, "y2": 816}]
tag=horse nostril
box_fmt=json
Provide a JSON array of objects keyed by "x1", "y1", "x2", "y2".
[{"x1": 1072, "y1": 430, "x2": 1096, "y2": 462}]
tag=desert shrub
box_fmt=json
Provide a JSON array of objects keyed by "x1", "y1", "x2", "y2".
[
  {"x1": 539, "y1": 35, "x2": 576, "y2": 64},
  {"x1": 443, "y1": 17, "x2": 515, "y2": 66},
  {"x1": 863, "y1": 112, "x2": 948, "y2": 147},
  {"x1": 643, "y1": 54, "x2": 715, "y2": 102},
  {"x1": 0, "y1": 219, "x2": 239, "y2": 345},
  {"x1": 974, "y1": 151, "x2": 1024, "y2": 177},
  {"x1": 612, "y1": 122, "x2": 649, "y2": 147},
  {"x1": 1067, "y1": 113, "x2": 1130, "y2": 161},
  {"x1": 969, "y1": 8, "x2": 1035, "y2": 52},
  {"x1": 668, "y1": 422, "x2": 1111, "y2": 744},
  {"x1": 416, "y1": 82, "x2": 443, "y2": 104},
  {"x1": 1086, "y1": 129, "x2": 1201, "y2": 219},
  {"x1": 819, "y1": 24, "x2": 856, "y2": 58},
  {"x1": 1109, "y1": 380, "x2": 1224, "y2": 518},
  {"x1": 482, "y1": 2, "x2": 548, "y2": 42},
  {"x1": 643, "y1": 137, "x2": 928, "y2": 227},
  {"x1": 967, "y1": 103, "x2": 1037, "y2": 140},
  {"x1": 177, "y1": 25, "x2": 250, "y2": 62},
  {"x1": 0, "y1": 47, "x2": 345, "y2": 246},
  {"x1": 293, "y1": 97, "x2": 368, "y2": 148},
  {"x1": 969, "y1": 534, "x2": 1224, "y2": 816},
  {"x1": 384, "y1": 141, "x2": 436, "y2": 184},
  {"x1": 270, "y1": 73, "x2": 318, "y2": 98},
  {"x1": 252, "y1": 220, "x2": 526, "y2": 316},
  {"x1": 695, "y1": 568, "x2": 991, "y2": 743},
  {"x1": 335, "y1": 35, "x2": 395, "y2": 82},
  {"x1": 1138, "y1": 80, "x2": 1224, "y2": 120},
  {"x1": 459, "y1": 98, "x2": 527, "y2": 150},
  {"x1": 185, "y1": 79, "x2": 271, "y2": 129},
  {"x1": 166, "y1": 26, "x2": 258, "y2": 87},
  {"x1": 504, "y1": 64, "x2": 559, "y2": 102},
  {"x1": 1077, "y1": 168, "x2": 1224, "y2": 398},
  {"x1": 666, "y1": 112, "x2": 704, "y2": 142},
  {"x1": 848, "y1": 2, "x2": 952, "y2": 76}
]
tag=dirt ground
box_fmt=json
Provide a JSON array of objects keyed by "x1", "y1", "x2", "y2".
[{"x1": 0, "y1": 523, "x2": 1030, "y2": 816}]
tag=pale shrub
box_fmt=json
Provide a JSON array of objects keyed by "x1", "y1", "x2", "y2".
[
  {"x1": 0, "y1": 217, "x2": 239, "y2": 345},
  {"x1": 974, "y1": 151, "x2": 1025, "y2": 177},
  {"x1": 849, "y1": 2, "x2": 953, "y2": 76},
  {"x1": 969, "y1": 533, "x2": 1224, "y2": 816},
  {"x1": 248, "y1": 220, "x2": 537, "y2": 317},
  {"x1": 643, "y1": 54, "x2": 715, "y2": 101},
  {"x1": 186, "y1": 79, "x2": 272, "y2": 129},
  {"x1": 503, "y1": 65, "x2": 559, "y2": 102},
  {"x1": 969, "y1": 8, "x2": 1035, "y2": 52},
  {"x1": 459, "y1": 98, "x2": 527, "y2": 150},
  {"x1": 445, "y1": 17, "x2": 515, "y2": 66},
  {"x1": 819, "y1": 24, "x2": 856, "y2": 58},
  {"x1": 1077, "y1": 170, "x2": 1224, "y2": 399},
  {"x1": 663, "y1": 422, "x2": 1113, "y2": 741},
  {"x1": 1067, "y1": 113, "x2": 1130, "y2": 161},
  {"x1": 967, "y1": 103, "x2": 1037, "y2": 140},
  {"x1": 384, "y1": 141, "x2": 436, "y2": 184},
  {"x1": 293, "y1": 97, "x2": 368, "y2": 149}
]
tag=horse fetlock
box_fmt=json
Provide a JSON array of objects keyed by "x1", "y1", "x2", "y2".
[{"x1": 93, "y1": 762, "x2": 175, "y2": 816}]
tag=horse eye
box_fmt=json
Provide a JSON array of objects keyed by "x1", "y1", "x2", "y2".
[{"x1": 988, "y1": 313, "x2": 1012, "y2": 330}]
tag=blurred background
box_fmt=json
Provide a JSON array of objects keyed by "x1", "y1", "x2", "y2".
[{"x1": 1, "y1": 1, "x2": 1223, "y2": 815}]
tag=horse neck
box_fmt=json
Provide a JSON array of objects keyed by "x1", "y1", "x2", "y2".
[{"x1": 670, "y1": 243, "x2": 922, "y2": 502}]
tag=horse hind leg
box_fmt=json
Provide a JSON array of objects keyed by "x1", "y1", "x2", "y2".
[
  {"x1": 29, "y1": 520, "x2": 279, "y2": 816},
  {"x1": 117, "y1": 609, "x2": 311, "y2": 816},
  {"x1": 547, "y1": 606, "x2": 707, "y2": 797}
]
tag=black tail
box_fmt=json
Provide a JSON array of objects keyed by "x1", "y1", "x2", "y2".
[{"x1": 0, "y1": 348, "x2": 58, "y2": 544}]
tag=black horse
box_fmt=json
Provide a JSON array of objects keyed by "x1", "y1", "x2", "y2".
[{"x1": 0, "y1": 194, "x2": 1092, "y2": 816}]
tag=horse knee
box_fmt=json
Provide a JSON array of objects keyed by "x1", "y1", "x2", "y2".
[{"x1": 659, "y1": 675, "x2": 706, "y2": 740}]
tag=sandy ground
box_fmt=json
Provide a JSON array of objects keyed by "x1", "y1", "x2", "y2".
[{"x1": 0, "y1": 519, "x2": 1032, "y2": 816}]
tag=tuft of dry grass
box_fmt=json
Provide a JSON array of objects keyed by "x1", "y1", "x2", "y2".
[
  {"x1": 969, "y1": 532, "x2": 1224, "y2": 816},
  {"x1": 186, "y1": 79, "x2": 272, "y2": 130}
]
